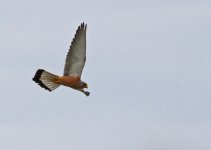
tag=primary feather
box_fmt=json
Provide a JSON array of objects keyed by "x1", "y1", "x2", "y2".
[{"x1": 63, "y1": 23, "x2": 87, "y2": 77}]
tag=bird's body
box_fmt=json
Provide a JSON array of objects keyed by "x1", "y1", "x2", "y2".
[
  {"x1": 55, "y1": 76, "x2": 87, "y2": 89},
  {"x1": 55, "y1": 76, "x2": 81, "y2": 88},
  {"x1": 32, "y1": 23, "x2": 90, "y2": 96}
]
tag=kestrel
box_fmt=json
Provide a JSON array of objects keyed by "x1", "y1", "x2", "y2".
[{"x1": 32, "y1": 23, "x2": 90, "y2": 96}]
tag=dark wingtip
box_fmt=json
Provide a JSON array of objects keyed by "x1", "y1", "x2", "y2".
[
  {"x1": 80, "y1": 22, "x2": 87, "y2": 31},
  {"x1": 32, "y1": 69, "x2": 51, "y2": 91}
]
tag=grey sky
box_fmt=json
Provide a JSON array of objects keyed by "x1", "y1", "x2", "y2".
[{"x1": 0, "y1": 0, "x2": 211, "y2": 149}]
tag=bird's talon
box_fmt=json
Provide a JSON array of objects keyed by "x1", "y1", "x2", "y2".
[{"x1": 83, "y1": 91, "x2": 90, "y2": 96}]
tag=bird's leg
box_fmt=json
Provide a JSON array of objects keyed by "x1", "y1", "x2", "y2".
[{"x1": 82, "y1": 89, "x2": 90, "y2": 96}]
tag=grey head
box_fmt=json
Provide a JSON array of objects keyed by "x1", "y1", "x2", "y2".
[{"x1": 79, "y1": 81, "x2": 90, "y2": 96}]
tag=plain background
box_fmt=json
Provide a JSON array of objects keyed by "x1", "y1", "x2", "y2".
[{"x1": 0, "y1": 0, "x2": 211, "y2": 149}]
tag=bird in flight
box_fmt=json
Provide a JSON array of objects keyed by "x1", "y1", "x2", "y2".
[{"x1": 32, "y1": 23, "x2": 90, "y2": 96}]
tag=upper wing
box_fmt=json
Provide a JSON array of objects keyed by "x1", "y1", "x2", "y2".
[{"x1": 63, "y1": 23, "x2": 87, "y2": 77}]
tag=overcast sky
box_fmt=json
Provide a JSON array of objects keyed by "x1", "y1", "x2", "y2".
[{"x1": 0, "y1": 0, "x2": 211, "y2": 149}]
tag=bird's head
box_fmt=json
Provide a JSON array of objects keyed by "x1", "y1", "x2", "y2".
[
  {"x1": 83, "y1": 83, "x2": 88, "y2": 89},
  {"x1": 80, "y1": 82, "x2": 88, "y2": 89}
]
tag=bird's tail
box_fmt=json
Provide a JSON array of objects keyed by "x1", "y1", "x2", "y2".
[{"x1": 32, "y1": 69, "x2": 60, "y2": 91}]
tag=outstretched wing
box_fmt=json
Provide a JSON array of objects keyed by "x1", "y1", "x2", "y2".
[{"x1": 63, "y1": 23, "x2": 87, "y2": 77}]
